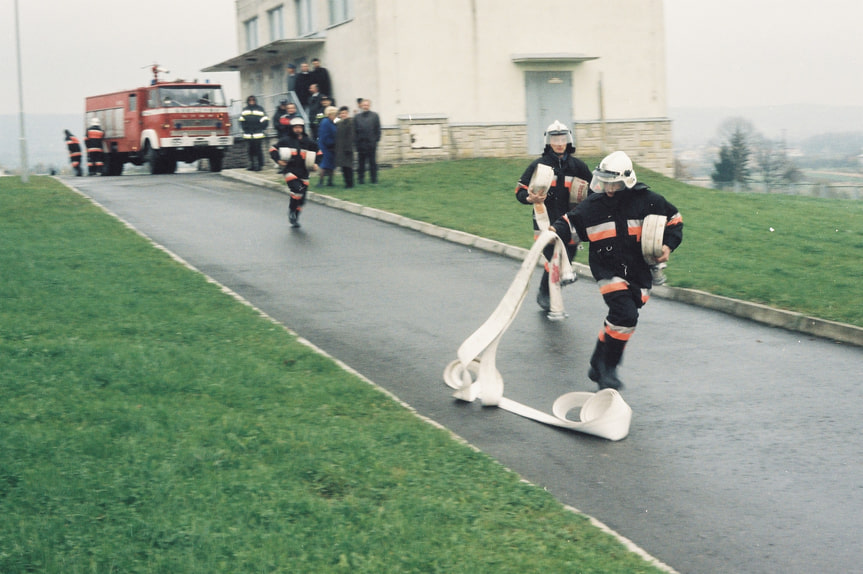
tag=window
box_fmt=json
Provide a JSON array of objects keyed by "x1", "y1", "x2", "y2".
[
  {"x1": 128, "y1": 93, "x2": 137, "y2": 112},
  {"x1": 268, "y1": 5, "x2": 285, "y2": 41},
  {"x1": 328, "y1": 0, "x2": 352, "y2": 25},
  {"x1": 295, "y1": 0, "x2": 314, "y2": 36},
  {"x1": 244, "y1": 17, "x2": 259, "y2": 51}
]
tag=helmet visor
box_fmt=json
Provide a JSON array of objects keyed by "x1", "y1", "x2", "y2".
[{"x1": 590, "y1": 168, "x2": 627, "y2": 193}]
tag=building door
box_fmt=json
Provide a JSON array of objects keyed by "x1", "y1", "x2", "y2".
[{"x1": 525, "y1": 71, "x2": 572, "y2": 155}]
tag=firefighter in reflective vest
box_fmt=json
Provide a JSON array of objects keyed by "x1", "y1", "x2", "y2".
[
  {"x1": 64, "y1": 130, "x2": 83, "y2": 176},
  {"x1": 269, "y1": 117, "x2": 321, "y2": 228},
  {"x1": 84, "y1": 118, "x2": 105, "y2": 175},
  {"x1": 239, "y1": 95, "x2": 269, "y2": 171},
  {"x1": 551, "y1": 151, "x2": 683, "y2": 390}
]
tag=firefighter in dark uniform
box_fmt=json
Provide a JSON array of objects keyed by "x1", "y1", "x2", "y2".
[
  {"x1": 269, "y1": 117, "x2": 321, "y2": 228},
  {"x1": 515, "y1": 120, "x2": 593, "y2": 311},
  {"x1": 64, "y1": 129, "x2": 83, "y2": 176},
  {"x1": 239, "y1": 95, "x2": 269, "y2": 171},
  {"x1": 84, "y1": 118, "x2": 105, "y2": 175},
  {"x1": 550, "y1": 151, "x2": 684, "y2": 390}
]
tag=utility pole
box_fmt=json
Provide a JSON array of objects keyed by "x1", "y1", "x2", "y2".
[{"x1": 15, "y1": 0, "x2": 30, "y2": 183}]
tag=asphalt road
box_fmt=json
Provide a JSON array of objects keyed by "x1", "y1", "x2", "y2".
[{"x1": 66, "y1": 172, "x2": 863, "y2": 574}]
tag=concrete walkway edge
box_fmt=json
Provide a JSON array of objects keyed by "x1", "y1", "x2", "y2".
[{"x1": 224, "y1": 170, "x2": 863, "y2": 348}]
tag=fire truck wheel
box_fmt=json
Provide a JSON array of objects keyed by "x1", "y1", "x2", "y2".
[
  {"x1": 146, "y1": 145, "x2": 162, "y2": 175},
  {"x1": 209, "y1": 154, "x2": 223, "y2": 172}
]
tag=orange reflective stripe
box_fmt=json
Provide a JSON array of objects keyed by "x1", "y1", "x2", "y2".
[
  {"x1": 598, "y1": 278, "x2": 629, "y2": 295},
  {"x1": 605, "y1": 323, "x2": 634, "y2": 341},
  {"x1": 667, "y1": 212, "x2": 683, "y2": 226},
  {"x1": 586, "y1": 221, "x2": 616, "y2": 242}
]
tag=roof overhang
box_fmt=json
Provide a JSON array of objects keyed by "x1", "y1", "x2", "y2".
[
  {"x1": 511, "y1": 53, "x2": 598, "y2": 65},
  {"x1": 202, "y1": 38, "x2": 326, "y2": 72}
]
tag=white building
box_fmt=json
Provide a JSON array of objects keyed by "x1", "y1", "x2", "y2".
[{"x1": 204, "y1": 0, "x2": 672, "y2": 174}]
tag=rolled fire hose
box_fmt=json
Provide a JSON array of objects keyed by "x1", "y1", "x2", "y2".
[
  {"x1": 442, "y1": 229, "x2": 632, "y2": 441},
  {"x1": 528, "y1": 164, "x2": 568, "y2": 320},
  {"x1": 642, "y1": 214, "x2": 667, "y2": 265},
  {"x1": 278, "y1": 147, "x2": 318, "y2": 171}
]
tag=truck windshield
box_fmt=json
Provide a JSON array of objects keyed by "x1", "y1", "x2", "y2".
[{"x1": 158, "y1": 87, "x2": 226, "y2": 107}]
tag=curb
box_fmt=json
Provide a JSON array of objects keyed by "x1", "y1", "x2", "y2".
[{"x1": 223, "y1": 169, "x2": 863, "y2": 348}]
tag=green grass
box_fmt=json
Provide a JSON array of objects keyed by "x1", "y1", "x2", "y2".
[
  {"x1": 313, "y1": 157, "x2": 863, "y2": 328},
  {"x1": 0, "y1": 176, "x2": 667, "y2": 573}
]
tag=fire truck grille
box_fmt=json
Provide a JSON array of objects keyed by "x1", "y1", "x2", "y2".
[{"x1": 173, "y1": 119, "x2": 222, "y2": 128}]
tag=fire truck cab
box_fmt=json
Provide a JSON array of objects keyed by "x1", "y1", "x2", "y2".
[{"x1": 85, "y1": 67, "x2": 232, "y2": 175}]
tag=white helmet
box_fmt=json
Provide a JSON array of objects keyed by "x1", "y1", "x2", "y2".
[
  {"x1": 590, "y1": 151, "x2": 637, "y2": 194},
  {"x1": 89, "y1": 117, "x2": 101, "y2": 127},
  {"x1": 289, "y1": 116, "x2": 305, "y2": 126},
  {"x1": 543, "y1": 120, "x2": 575, "y2": 151}
]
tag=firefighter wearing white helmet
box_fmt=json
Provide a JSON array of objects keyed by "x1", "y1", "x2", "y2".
[
  {"x1": 550, "y1": 150, "x2": 684, "y2": 390},
  {"x1": 515, "y1": 120, "x2": 593, "y2": 312},
  {"x1": 85, "y1": 117, "x2": 105, "y2": 175},
  {"x1": 269, "y1": 114, "x2": 321, "y2": 228}
]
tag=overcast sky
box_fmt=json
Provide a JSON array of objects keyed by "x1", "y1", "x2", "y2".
[{"x1": 1, "y1": 0, "x2": 861, "y2": 115}]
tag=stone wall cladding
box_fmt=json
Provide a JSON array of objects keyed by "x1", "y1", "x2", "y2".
[{"x1": 377, "y1": 119, "x2": 673, "y2": 176}]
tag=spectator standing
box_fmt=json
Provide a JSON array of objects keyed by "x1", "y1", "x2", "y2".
[
  {"x1": 310, "y1": 58, "x2": 333, "y2": 102},
  {"x1": 286, "y1": 63, "x2": 297, "y2": 94},
  {"x1": 307, "y1": 85, "x2": 324, "y2": 134},
  {"x1": 84, "y1": 117, "x2": 105, "y2": 176},
  {"x1": 317, "y1": 106, "x2": 338, "y2": 187},
  {"x1": 311, "y1": 95, "x2": 333, "y2": 140},
  {"x1": 334, "y1": 106, "x2": 355, "y2": 188},
  {"x1": 354, "y1": 99, "x2": 381, "y2": 184},
  {"x1": 515, "y1": 120, "x2": 593, "y2": 311},
  {"x1": 294, "y1": 62, "x2": 313, "y2": 110},
  {"x1": 239, "y1": 95, "x2": 269, "y2": 171},
  {"x1": 273, "y1": 99, "x2": 292, "y2": 139},
  {"x1": 64, "y1": 129, "x2": 83, "y2": 176}
]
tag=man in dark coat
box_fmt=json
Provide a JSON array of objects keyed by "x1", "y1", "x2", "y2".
[
  {"x1": 334, "y1": 106, "x2": 354, "y2": 188},
  {"x1": 294, "y1": 62, "x2": 313, "y2": 110},
  {"x1": 310, "y1": 58, "x2": 333, "y2": 102},
  {"x1": 353, "y1": 99, "x2": 381, "y2": 184}
]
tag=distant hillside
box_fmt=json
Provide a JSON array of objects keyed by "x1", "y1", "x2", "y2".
[
  {"x1": 669, "y1": 104, "x2": 863, "y2": 148},
  {"x1": 1, "y1": 114, "x2": 85, "y2": 172}
]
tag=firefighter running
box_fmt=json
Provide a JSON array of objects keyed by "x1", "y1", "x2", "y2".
[
  {"x1": 64, "y1": 130, "x2": 83, "y2": 176},
  {"x1": 84, "y1": 118, "x2": 105, "y2": 176},
  {"x1": 270, "y1": 117, "x2": 321, "y2": 228},
  {"x1": 516, "y1": 120, "x2": 593, "y2": 312},
  {"x1": 550, "y1": 151, "x2": 683, "y2": 390}
]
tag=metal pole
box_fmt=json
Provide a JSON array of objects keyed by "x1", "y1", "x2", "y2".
[{"x1": 14, "y1": 0, "x2": 30, "y2": 183}]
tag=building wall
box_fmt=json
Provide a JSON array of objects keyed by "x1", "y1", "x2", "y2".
[
  {"x1": 376, "y1": 117, "x2": 673, "y2": 175},
  {"x1": 229, "y1": 0, "x2": 673, "y2": 175}
]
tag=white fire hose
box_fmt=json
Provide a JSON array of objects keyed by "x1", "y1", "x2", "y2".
[{"x1": 443, "y1": 229, "x2": 632, "y2": 441}]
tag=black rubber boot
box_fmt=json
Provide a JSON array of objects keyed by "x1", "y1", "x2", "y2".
[
  {"x1": 536, "y1": 271, "x2": 550, "y2": 311},
  {"x1": 587, "y1": 339, "x2": 624, "y2": 390}
]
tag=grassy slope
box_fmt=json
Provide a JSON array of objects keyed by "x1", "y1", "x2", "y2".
[
  {"x1": 314, "y1": 157, "x2": 863, "y2": 328},
  {"x1": 0, "y1": 176, "x2": 666, "y2": 573}
]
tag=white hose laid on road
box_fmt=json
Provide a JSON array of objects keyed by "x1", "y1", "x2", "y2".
[{"x1": 443, "y1": 229, "x2": 632, "y2": 441}]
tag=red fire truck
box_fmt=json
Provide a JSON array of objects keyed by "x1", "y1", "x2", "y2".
[{"x1": 85, "y1": 66, "x2": 233, "y2": 175}]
